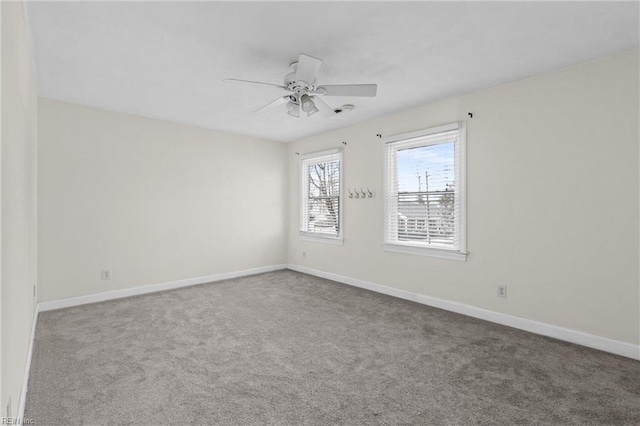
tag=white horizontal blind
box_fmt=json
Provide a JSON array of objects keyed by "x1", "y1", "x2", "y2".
[
  {"x1": 300, "y1": 152, "x2": 341, "y2": 237},
  {"x1": 385, "y1": 126, "x2": 460, "y2": 250}
]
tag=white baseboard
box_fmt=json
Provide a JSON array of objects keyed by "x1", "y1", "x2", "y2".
[
  {"x1": 287, "y1": 264, "x2": 640, "y2": 361},
  {"x1": 18, "y1": 302, "x2": 39, "y2": 422},
  {"x1": 38, "y1": 264, "x2": 287, "y2": 312}
]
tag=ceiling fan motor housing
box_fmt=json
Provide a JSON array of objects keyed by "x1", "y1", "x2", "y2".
[{"x1": 285, "y1": 62, "x2": 317, "y2": 96}]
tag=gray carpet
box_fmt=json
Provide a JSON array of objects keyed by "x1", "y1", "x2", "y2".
[{"x1": 26, "y1": 270, "x2": 640, "y2": 425}]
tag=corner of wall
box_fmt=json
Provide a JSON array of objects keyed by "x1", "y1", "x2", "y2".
[{"x1": 1, "y1": 0, "x2": 39, "y2": 419}]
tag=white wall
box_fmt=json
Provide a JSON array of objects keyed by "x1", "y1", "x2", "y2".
[
  {"x1": 1, "y1": 1, "x2": 38, "y2": 417},
  {"x1": 288, "y1": 51, "x2": 640, "y2": 346},
  {"x1": 38, "y1": 99, "x2": 288, "y2": 302}
]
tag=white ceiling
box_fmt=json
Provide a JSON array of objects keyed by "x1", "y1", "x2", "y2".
[{"x1": 27, "y1": 1, "x2": 639, "y2": 142}]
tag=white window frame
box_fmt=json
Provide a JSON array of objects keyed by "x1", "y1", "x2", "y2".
[
  {"x1": 382, "y1": 122, "x2": 467, "y2": 261},
  {"x1": 299, "y1": 148, "x2": 344, "y2": 245}
]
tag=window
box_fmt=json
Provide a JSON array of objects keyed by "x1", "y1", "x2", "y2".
[
  {"x1": 383, "y1": 122, "x2": 466, "y2": 260},
  {"x1": 300, "y1": 149, "x2": 342, "y2": 243}
]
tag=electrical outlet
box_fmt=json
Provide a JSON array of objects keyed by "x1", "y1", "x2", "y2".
[
  {"x1": 101, "y1": 270, "x2": 111, "y2": 280},
  {"x1": 497, "y1": 285, "x2": 507, "y2": 298}
]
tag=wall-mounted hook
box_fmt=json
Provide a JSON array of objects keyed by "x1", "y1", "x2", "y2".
[
  {"x1": 348, "y1": 189, "x2": 353, "y2": 199},
  {"x1": 367, "y1": 188, "x2": 373, "y2": 198},
  {"x1": 468, "y1": 112, "x2": 473, "y2": 118},
  {"x1": 295, "y1": 152, "x2": 300, "y2": 156},
  {"x1": 354, "y1": 189, "x2": 360, "y2": 198},
  {"x1": 376, "y1": 134, "x2": 382, "y2": 138},
  {"x1": 342, "y1": 141, "x2": 347, "y2": 145},
  {"x1": 360, "y1": 188, "x2": 366, "y2": 198}
]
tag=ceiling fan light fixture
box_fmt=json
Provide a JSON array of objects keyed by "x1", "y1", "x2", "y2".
[
  {"x1": 286, "y1": 100, "x2": 300, "y2": 118},
  {"x1": 300, "y1": 94, "x2": 315, "y2": 112},
  {"x1": 299, "y1": 94, "x2": 319, "y2": 117},
  {"x1": 306, "y1": 104, "x2": 319, "y2": 117}
]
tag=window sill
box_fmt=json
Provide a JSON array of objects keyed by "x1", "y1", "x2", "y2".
[
  {"x1": 384, "y1": 243, "x2": 467, "y2": 261},
  {"x1": 300, "y1": 233, "x2": 344, "y2": 246}
]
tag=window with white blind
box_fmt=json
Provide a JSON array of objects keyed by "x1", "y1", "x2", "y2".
[
  {"x1": 300, "y1": 149, "x2": 343, "y2": 243},
  {"x1": 383, "y1": 122, "x2": 467, "y2": 260}
]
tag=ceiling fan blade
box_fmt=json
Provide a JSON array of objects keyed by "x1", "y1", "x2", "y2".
[
  {"x1": 224, "y1": 78, "x2": 285, "y2": 89},
  {"x1": 295, "y1": 53, "x2": 322, "y2": 84},
  {"x1": 316, "y1": 84, "x2": 377, "y2": 97},
  {"x1": 311, "y1": 96, "x2": 337, "y2": 117},
  {"x1": 253, "y1": 96, "x2": 290, "y2": 113}
]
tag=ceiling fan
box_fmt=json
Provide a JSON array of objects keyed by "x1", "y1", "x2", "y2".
[{"x1": 224, "y1": 53, "x2": 377, "y2": 118}]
